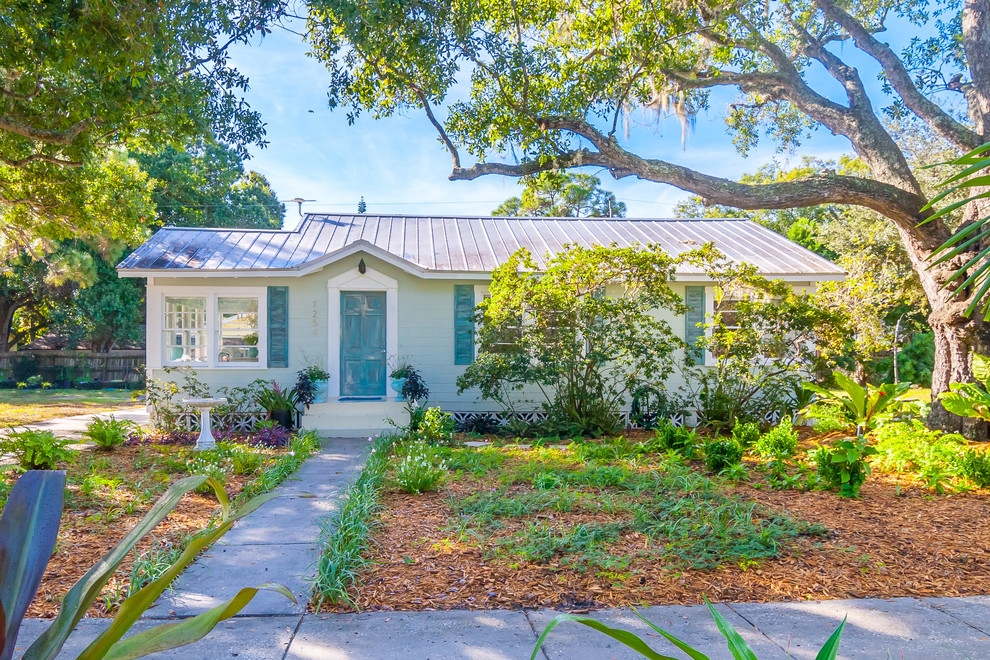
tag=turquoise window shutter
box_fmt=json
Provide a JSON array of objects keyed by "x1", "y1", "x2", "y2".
[
  {"x1": 267, "y1": 286, "x2": 289, "y2": 368},
  {"x1": 684, "y1": 286, "x2": 706, "y2": 364},
  {"x1": 454, "y1": 284, "x2": 476, "y2": 365}
]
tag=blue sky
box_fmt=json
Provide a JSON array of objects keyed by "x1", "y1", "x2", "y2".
[{"x1": 225, "y1": 16, "x2": 924, "y2": 228}]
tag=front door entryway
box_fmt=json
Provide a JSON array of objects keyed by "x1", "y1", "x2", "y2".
[{"x1": 340, "y1": 291, "x2": 387, "y2": 397}]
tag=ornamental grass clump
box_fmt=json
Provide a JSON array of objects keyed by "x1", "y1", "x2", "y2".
[{"x1": 393, "y1": 441, "x2": 447, "y2": 493}]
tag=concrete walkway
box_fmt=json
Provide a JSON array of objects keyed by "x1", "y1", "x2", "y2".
[
  {"x1": 14, "y1": 405, "x2": 150, "y2": 440},
  {"x1": 147, "y1": 438, "x2": 369, "y2": 617},
  {"x1": 13, "y1": 595, "x2": 990, "y2": 659}
]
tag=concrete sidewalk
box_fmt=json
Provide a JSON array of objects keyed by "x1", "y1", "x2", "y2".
[
  {"x1": 14, "y1": 405, "x2": 150, "y2": 441},
  {"x1": 13, "y1": 595, "x2": 990, "y2": 659}
]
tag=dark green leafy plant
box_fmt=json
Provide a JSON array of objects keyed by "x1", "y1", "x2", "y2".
[
  {"x1": 0, "y1": 430, "x2": 76, "y2": 470},
  {"x1": 755, "y1": 419, "x2": 798, "y2": 460},
  {"x1": 256, "y1": 381, "x2": 299, "y2": 413},
  {"x1": 813, "y1": 436, "x2": 877, "y2": 498},
  {"x1": 704, "y1": 438, "x2": 743, "y2": 473},
  {"x1": 961, "y1": 450, "x2": 990, "y2": 488},
  {"x1": 651, "y1": 420, "x2": 697, "y2": 456},
  {"x1": 804, "y1": 372, "x2": 918, "y2": 431},
  {"x1": 731, "y1": 420, "x2": 760, "y2": 448},
  {"x1": 0, "y1": 472, "x2": 293, "y2": 660},
  {"x1": 83, "y1": 416, "x2": 138, "y2": 451},
  {"x1": 923, "y1": 140, "x2": 990, "y2": 318},
  {"x1": 939, "y1": 353, "x2": 990, "y2": 422},
  {"x1": 530, "y1": 596, "x2": 845, "y2": 660},
  {"x1": 686, "y1": 265, "x2": 843, "y2": 432}
]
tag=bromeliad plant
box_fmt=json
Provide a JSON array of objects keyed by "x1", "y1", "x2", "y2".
[
  {"x1": 803, "y1": 371, "x2": 919, "y2": 433},
  {"x1": 0, "y1": 471, "x2": 294, "y2": 660},
  {"x1": 257, "y1": 381, "x2": 299, "y2": 413},
  {"x1": 530, "y1": 596, "x2": 845, "y2": 660}
]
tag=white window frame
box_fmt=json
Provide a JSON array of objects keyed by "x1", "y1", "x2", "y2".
[{"x1": 150, "y1": 286, "x2": 268, "y2": 369}]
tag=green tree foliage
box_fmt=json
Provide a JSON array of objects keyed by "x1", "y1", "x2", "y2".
[
  {"x1": 305, "y1": 0, "x2": 990, "y2": 433},
  {"x1": 686, "y1": 260, "x2": 845, "y2": 429},
  {"x1": 134, "y1": 142, "x2": 285, "y2": 229},
  {"x1": 1, "y1": 0, "x2": 287, "y2": 248},
  {"x1": 0, "y1": 252, "x2": 77, "y2": 352},
  {"x1": 456, "y1": 243, "x2": 691, "y2": 435},
  {"x1": 48, "y1": 244, "x2": 145, "y2": 353},
  {"x1": 493, "y1": 172, "x2": 625, "y2": 218}
]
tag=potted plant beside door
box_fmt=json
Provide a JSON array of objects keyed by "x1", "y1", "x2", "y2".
[
  {"x1": 257, "y1": 381, "x2": 299, "y2": 430},
  {"x1": 295, "y1": 365, "x2": 331, "y2": 408}
]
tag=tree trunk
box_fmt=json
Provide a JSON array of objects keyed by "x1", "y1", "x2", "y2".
[{"x1": 920, "y1": 194, "x2": 990, "y2": 439}]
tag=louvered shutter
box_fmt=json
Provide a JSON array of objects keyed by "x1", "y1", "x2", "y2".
[
  {"x1": 684, "y1": 286, "x2": 706, "y2": 364},
  {"x1": 454, "y1": 284, "x2": 475, "y2": 365},
  {"x1": 267, "y1": 286, "x2": 289, "y2": 368}
]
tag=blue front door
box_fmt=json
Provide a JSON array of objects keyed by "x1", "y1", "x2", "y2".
[{"x1": 340, "y1": 291, "x2": 386, "y2": 397}]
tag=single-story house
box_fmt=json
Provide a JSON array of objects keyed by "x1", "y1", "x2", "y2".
[{"x1": 117, "y1": 213, "x2": 844, "y2": 435}]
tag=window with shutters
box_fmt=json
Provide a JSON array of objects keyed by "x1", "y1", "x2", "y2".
[
  {"x1": 683, "y1": 286, "x2": 707, "y2": 364},
  {"x1": 159, "y1": 288, "x2": 267, "y2": 368},
  {"x1": 454, "y1": 284, "x2": 476, "y2": 364}
]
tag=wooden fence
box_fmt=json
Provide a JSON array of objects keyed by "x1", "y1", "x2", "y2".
[{"x1": 0, "y1": 350, "x2": 146, "y2": 384}]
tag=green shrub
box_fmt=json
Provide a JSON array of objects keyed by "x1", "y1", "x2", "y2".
[
  {"x1": 651, "y1": 420, "x2": 697, "y2": 455},
  {"x1": 417, "y1": 406, "x2": 456, "y2": 444},
  {"x1": 871, "y1": 420, "x2": 967, "y2": 490},
  {"x1": 229, "y1": 447, "x2": 265, "y2": 475},
  {"x1": 730, "y1": 420, "x2": 760, "y2": 447},
  {"x1": 704, "y1": 438, "x2": 744, "y2": 473},
  {"x1": 755, "y1": 418, "x2": 798, "y2": 459},
  {"x1": 393, "y1": 441, "x2": 447, "y2": 493},
  {"x1": 961, "y1": 450, "x2": 990, "y2": 488},
  {"x1": 812, "y1": 436, "x2": 876, "y2": 498},
  {"x1": 0, "y1": 429, "x2": 76, "y2": 470},
  {"x1": 83, "y1": 415, "x2": 138, "y2": 451}
]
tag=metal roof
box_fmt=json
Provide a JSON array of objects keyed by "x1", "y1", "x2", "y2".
[{"x1": 117, "y1": 214, "x2": 845, "y2": 278}]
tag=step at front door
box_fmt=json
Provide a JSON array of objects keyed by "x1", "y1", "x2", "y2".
[{"x1": 340, "y1": 291, "x2": 387, "y2": 397}]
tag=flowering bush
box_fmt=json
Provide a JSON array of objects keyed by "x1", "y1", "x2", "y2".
[
  {"x1": 187, "y1": 453, "x2": 233, "y2": 493},
  {"x1": 392, "y1": 441, "x2": 447, "y2": 493}
]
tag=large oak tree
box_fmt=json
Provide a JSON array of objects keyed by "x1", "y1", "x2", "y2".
[{"x1": 306, "y1": 0, "x2": 990, "y2": 433}]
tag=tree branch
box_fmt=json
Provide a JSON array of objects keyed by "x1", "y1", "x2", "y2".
[
  {"x1": 0, "y1": 115, "x2": 91, "y2": 146},
  {"x1": 1, "y1": 153, "x2": 83, "y2": 168},
  {"x1": 814, "y1": 0, "x2": 983, "y2": 150}
]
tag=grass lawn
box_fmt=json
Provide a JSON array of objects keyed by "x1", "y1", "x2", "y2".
[
  {"x1": 325, "y1": 427, "x2": 990, "y2": 612},
  {"x1": 3, "y1": 432, "x2": 319, "y2": 618},
  {"x1": 0, "y1": 388, "x2": 140, "y2": 426}
]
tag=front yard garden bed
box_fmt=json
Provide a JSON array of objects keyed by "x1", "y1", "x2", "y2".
[
  {"x1": 3, "y1": 431, "x2": 318, "y2": 618},
  {"x1": 316, "y1": 427, "x2": 990, "y2": 612}
]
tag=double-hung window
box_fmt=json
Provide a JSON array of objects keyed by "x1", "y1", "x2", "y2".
[{"x1": 160, "y1": 289, "x2": 266, "y2": 368}]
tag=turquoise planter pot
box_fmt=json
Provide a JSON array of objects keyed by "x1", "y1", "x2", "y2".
[
  {"x1": 390, "y1": 377, "x2": 406, "y2": 401},
  {"x1": 314, "y1": 380, "x2": 329, "y2": 403}
]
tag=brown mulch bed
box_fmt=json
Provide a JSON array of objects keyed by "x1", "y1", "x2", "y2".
[
  {"x1": 319, "y1": 436, "x2": 990, "y2": 613},
  {"x1": 20, "y1": 445, "x2": 266, "y2": 618}
]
